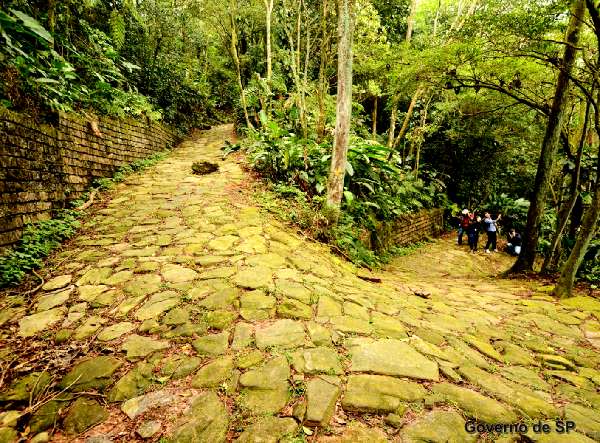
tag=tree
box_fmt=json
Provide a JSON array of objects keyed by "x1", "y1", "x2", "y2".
[
  {"x1": 405, "y1": 0, "x2": 417, "y2": 42},
  {"x1": 542, "y1": 98, "x2": 591, "y2": 273},
  {"x1": 553, "y1": 0, "x2": 600, "y2": 297},
  {"x1": 510, "y1": 0, "x2": 586, "y2": 273},
  {"x1": 326, "y1": 0, "x2": 356, "y2": 209},
  {"x1": 264, "y1": 0, "x2": 274, "y2": 84},
  {"x1": 553, "y1": 135, "x2": 600, "y2": 298}
]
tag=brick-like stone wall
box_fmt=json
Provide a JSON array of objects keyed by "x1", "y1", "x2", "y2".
[
  {"x1": 0, "y1": 108, "x2": 181, "y2": 249},
  {"x1": 369, "y1": 208, "x2": 445, "y2": 251}
]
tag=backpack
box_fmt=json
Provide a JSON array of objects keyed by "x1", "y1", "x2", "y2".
[{"x1": 460, "y1": 216, "x2": 470, "y2": 228}]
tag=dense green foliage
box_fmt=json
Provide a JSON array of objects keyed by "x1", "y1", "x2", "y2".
[
  {"x1": 223, "y1": 0, "x2": 599, "y2": 282},
  {"x1": 0, "y1": 1, "x2": 234, "y2": 129},
  {"x1": 0, "y1": 210, "x2": 80, "y2": 286},
  {"x1": 1, "y1": 0, "x2": 598, "y2": 286},
  {"x1": 232, "y1": 106, "x2": 446, "y2": 265}
]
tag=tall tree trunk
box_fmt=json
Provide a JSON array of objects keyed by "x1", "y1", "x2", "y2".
[
  {"x1": 386, "y1": 87, "x2": 422, "y2": 160},
  {"x1": 405, "y1": 0, "x2": 418, "y2": 42},
  {"x1": 48, "y1": 0, "x2": 57, "y2": 35},
  {"x1": 449, "y1": 0, "x2": 465, "y2": 33},
  {"x1": 413, "y1": 93, "x2": 433, "y2": 175},
  {"x1": 317, "y1": 0, "x2": 329, "y2": 141},
  {"x1": 387, "y1": 92, "x2": 400, "y2": 148},
  {"x1": 300, "y1": 0, "x2": 311, "y2": 139},
  {"x1": 372, "y1": 95, "x2": 378, "y2": 139},
  {"x1": 542, "y1": 98, "x2": 590, "y2": 273},
  {"x1": 264, "y1": 0, "x2": 274, "y2": 83},
  {"x1": 553, "y1": 0, "x2": 600, "y2": 296},
  {"x1": 553, "y1": 142, "x2": 600, "y2": 298},
  {"x1": 432, "y1": 0, "x2": 441, "y2": 37},
  {"x1": 230, "y1": 5, "x2": 253, "y2": 129},
  {"x1": 510, "y1": 0, "x2": 585, "y2": 273},
  {"x1": 326, "y1": 0, "x2": 355, "y2": 209},
  {"x1": 455, "y1": 0, "x2": 478, "y2": 31}
]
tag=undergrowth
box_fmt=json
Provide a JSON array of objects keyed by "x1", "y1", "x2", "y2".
[
  {"x1": 255, "y1": 182, "x2": 428, "y2": 268},
  {"x1": 0, "y1": 151, "x2": 169, "y2": 287},
  {"x1": 233, "y1": 111, "x2": 447, "y2": 268}
]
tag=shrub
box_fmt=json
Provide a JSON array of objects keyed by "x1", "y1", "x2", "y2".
[{"x1": 235, "y1": 114, "x2": 448, "y2": 266}]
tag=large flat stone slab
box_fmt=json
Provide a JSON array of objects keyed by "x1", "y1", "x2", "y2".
[
  {"x1": 237, "y1": 417, "x2": 297, "y2": 442},
  {"x1": 305, "y1": 377, "x2": 340, "y2": 426},
  {"x1": 191, "y1": 357, "x2": 233, "y2": 387},
  {"x1": 458, "y1": 365, "x2": 558, "y2": 418},
  {"x1": 42, "y1": 274, "x2": 72, "y2": 291},
  {"x1": 170, "y1": 391, "x2": 228, "y2": 443},
  {"x1": 37, "y1": 289, "x2": 72, "y2": 311},
  {"x1": 255, "y1": 319, "x2": 306, "y2": 349},
  {"x1": 19, "y1": 308, "x2": 65, "y2": 337},
  {"x1": 400, "y1": 410, "x2": 477, "y2": 443},
  {"x1": 134, "y1": 291, "x2": 180, "y2": 321},
  {"x1": 350, "y1": 339, "x2": 439, "y2": 381},
  {"x1": 59, "y1": 356, "x2": 122, "y2": 392},
  {"x1": 121, "y1": 390, "x2": 177, "y2": 419},
  {"x1": 121, "y1": 335, "x2": 169, "y2": 360},
  {"x1": 342, "y1": 374, "x2": 427, "y2": 413},
  {"x1": 431, "y1": 382, "x2": 517, "y2": 423}
]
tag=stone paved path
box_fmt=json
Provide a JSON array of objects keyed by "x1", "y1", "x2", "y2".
[{"x1": 1, "y1": 125, "x2": 600, "y2": 442}]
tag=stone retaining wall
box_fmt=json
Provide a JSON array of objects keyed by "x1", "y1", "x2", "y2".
[
  {"x1": 369, "y1": 208, "x2": 445, "y2": 251},
  {"x1": 0, "y1": 108, "x2": 181, "y2": 249}
]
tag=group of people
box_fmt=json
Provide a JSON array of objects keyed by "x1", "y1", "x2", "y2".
[{"x1": 457, "y1": 209, "x2": 522, "y2": 255}]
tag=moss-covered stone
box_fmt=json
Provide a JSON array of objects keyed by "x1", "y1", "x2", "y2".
[
  {"x1": 97, "y1": 322, "x2": 135, "y2": 341},
  {"x1": 170, "y1": 391, "x2": 228, "y2": 443},
  {"x1": 59, "y1": 356, "x2": 122, "y2": 392},
  {"x1": 63, "y1": 398, "x2": 108, "y2": 435},
  {"x1": 458, "y1": 365, "x2": 558, "y2": 418},
  {"x1": 0, "y1": 372, "x2": 52, "y2": 401},
  {"x1": 350, "y1": 339, "x2": 439, "y2": 381},
  {"x1": 121, "y1": 335, "x2": 169, "y2": 360},
  {"x1": 191, "y1": 357, "x2": 233, "y2": 388},
  {"x1": 431, "y1": 383, "x2": 517, "y2": 423},
  {"x1": 305, "y1": 378, "x2": 340, "y2": 426},
  {"x1": 342, "y1": 374, "x2": 427, "y2": 413},
  {"x1": 18, "y1": 308, "x2": 65, "y2": 337},
  {"x1": 108, "y1": 362, "x2": 153, "y2": 402},
  {"x1": 236, "y1": 417, "x2": 297, "y2": 442},
  {"x1": 192, "y1": 332, "x2": 229, "y2": 355},
  {"x1": 400, "y1": 410, "x2": 476, "y2": 443},
  {"x1": 160, "y1": 355, "x2": 202, "y2": 379},
  {"x1": 255, "y1": 319, "x2": 306, "y2": 349}
]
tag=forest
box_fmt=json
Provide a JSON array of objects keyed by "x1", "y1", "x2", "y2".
[
  {"x1": 2, "y1": 0, "x2": 599, "y2": 297},
  {"x1": 2, "y1": 1, "x2": 600, "y2": 442}
]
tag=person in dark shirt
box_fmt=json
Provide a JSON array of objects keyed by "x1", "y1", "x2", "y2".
[
  {"x1": 457, "y1": 209, "x2": 470, "y2": 245},
  {"x1": 507, "y1": 228, "x2": 522, "y2": 256},
  {"x1": 467, "y1": 214, "x2": 481, "y2": 253}
]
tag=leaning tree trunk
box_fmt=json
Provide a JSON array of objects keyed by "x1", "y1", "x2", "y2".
[
  {"x1": 510, "y1": 0, "x2": 585, "y2": 273},
  {"x1": 230, "y1": 5, "x2": 253, "y2": 129},
  {"x1": 542, "y1": 99, "x2": 590, "y2": 273},
  {"x1": 301, "y1": 1, "x2": 311, "y2": 139},
  {"x1": 326, "y1": 0, "x2": 355, "y2": 209},
  {"x1": 553, "y1": 144, "x2": 600, "y2": 298},
  {"x1": 553, "y1": 1, "x2": 600, "y2": 297},
  {"x1": 317, "y1": 0, "x2": 330, "y2": 141},
  {"x1": 405, "y1": 0, "x2": 417, "y2": 42},
  {"x1": 386, "y1": 87, "x2": 422, "y2": 160},
  {"x1": 387, "y1": 92, "x2": 400, "y2": 148}
]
